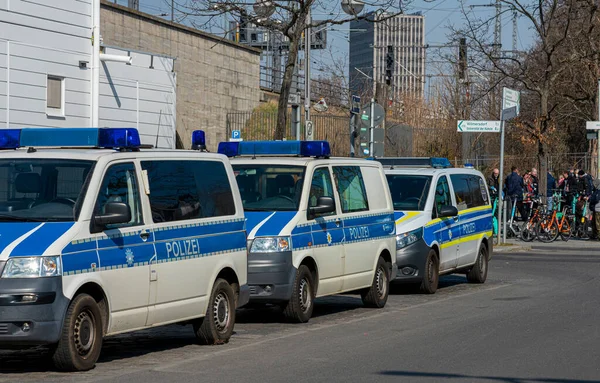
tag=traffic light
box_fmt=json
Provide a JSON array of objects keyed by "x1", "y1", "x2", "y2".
[
  {"x1": 385, "y1": 45, "x2": 394, "y2": 86},
  {"x1": 239, "y1": 12, "x2": 248, "y2": 43},
  {"x1": 459, "y1": 38, "x2": 467, "y2": 80}
]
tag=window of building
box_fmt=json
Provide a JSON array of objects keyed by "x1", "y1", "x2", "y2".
[
  {"x1": 142, "y1": 160, "x2": 235, "y2": 223},
  {"x1": 46, "y1": 75, "x2": 64, "y2": 116},
  {"x1": 333, "y1": 166, "x2": 369, "y2": 213}
]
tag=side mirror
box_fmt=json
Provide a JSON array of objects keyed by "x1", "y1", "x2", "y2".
[
  {"x1": 93, "y1": 202, "x2": 131, "y2": 231},
  {"x1": 438, "y1": 205, "x2": 458, "y2": 218},
  {"x1": 309, "y1": 196, "x2": 336, "y2": 217}
]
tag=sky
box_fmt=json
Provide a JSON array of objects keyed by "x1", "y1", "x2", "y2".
[{"x1": 116, "y1": 0, "x2": 536, "y2": 96}]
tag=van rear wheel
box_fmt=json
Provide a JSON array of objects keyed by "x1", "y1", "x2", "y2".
[
  {"x1": 194, "y1": 278, "x2": 236, "y2": 345},
  {"x1": 283, "y1": 265, "x2": 314, "y2": 323},
  {"x1": 361, "y1": 256, "x2": 390, "y2": 308},
  {"x1": 420, "y1": 249, "x2": 439, "y2": 294},
  {"x1": 52, "y1": 293, "x2": 103, "y2": 372},
  {"x1": 467, "y1": 244, "x2": 488, "y2": 283}
]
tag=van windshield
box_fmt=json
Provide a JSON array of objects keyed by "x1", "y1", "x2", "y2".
[
  {"x1": 232, "y1": 165, "x2": 305, "y2": 211},
  {"x1": 386, "y1": 174, "x2": 432, "y2": 211},
  {"x1": 0, "y1": 159, "x2": 94, "y2": 222}
]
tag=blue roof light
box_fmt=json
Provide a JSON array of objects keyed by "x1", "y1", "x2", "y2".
[
  {"x1": 191, "y1": 130, "x2": 207, "y2": 151},
  {"x1": 0, "y1": 128, "x2": 141, "y2": 150},
  {"x1": 217, "y1": 140, "x2": 330, "y2": 158},
  {"x1": 0, "y1": 130, "x2": 22, "y2": 149},
  {"x1": 218, "y1": 142, "x2": 240, "y2": 157}
]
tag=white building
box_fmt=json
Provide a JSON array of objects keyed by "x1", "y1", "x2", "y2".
[{"x1": 0, "y1": 0, "x2": 176, "y2": 148}]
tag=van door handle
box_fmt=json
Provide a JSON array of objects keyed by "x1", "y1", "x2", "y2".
[
  {"x1": 335, "y1": 219, "x2": 342, "y2": 227},
  {"x1": 139, "y1": 230, "x2": 151, "y2": 242},
  {"x1": 453, "y1": 216, "x2": 459, "y2": 222}
]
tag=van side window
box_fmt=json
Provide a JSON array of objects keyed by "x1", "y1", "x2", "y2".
[
  {"x1": 95, "y1": 163, "x2": 142, "y2": 229},
  {"x1": 450, "y1": 174, "x2": 489, "y2": 211},
  {"x1": 434, "y1": 176, "x2": 452, "y2": 217},
  {"x1": 309, "y1": 167, "x2": 334, "y2": 216},
  {"x1": 333, "y1": 166, "x2": 369, "y2": 213},
  {"x1": 141, "y1": 160, "x2": 235, "y2": 223}
]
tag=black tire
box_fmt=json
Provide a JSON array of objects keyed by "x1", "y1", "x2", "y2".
[
  {"x1": 520, "y1": 221, "x2": 537, "y2": 242},
  {"x1": 535, "y1": 219, "x2": 558, "y2": 243},
  {"x1": 559, "y1": 222, "x2": 572, "y2": 242},
  {"x1": 419, "y1": 249, "x2": 439, "y2": 294},
  {"x1": 52, "y1": 294, "x2": 103, "y2": 372},
  {"x1": 361, "y1": 256, "x2": 390, "y2": 308},
  {"x1": 283, "y1": 265, "x2": 315, "y2": 323},
  {"x1": 194, "y1": 278, "x2": 236, "y2": 345},
  {"x1": 467, "y1": 243, "x2": 488, "y2": 284}
]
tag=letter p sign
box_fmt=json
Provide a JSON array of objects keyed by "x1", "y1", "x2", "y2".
[{"x1": 231, "y1": 130, "x2": 243, "y2": 142}]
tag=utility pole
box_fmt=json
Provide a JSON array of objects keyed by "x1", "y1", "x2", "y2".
[{"x1": 304, "y1": 7, "x2": 313, "y2": 140}]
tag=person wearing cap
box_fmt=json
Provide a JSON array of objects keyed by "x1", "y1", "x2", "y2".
[{"x1": 577, "y1": 170, "x2": 593, "y2": 197}]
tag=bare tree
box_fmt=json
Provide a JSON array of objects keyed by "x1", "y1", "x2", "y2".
[
  {"x1": 459, "y1": 0, "x2": 599, "y2": 191},
  {"x1": 174, "y1": 0, "x2": 404, "y2": 139}
]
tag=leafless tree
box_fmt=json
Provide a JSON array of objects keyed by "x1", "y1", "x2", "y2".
[
  {"x1": 459, "y1": 0, "x2": 599, "y2": 191},
  {"x1": 173, "y1": 0, "x2": 405, "y2": 139}
]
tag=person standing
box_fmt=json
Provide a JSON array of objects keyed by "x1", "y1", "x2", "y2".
[
  {"x1": 590, "y1": 180, "x2": 600, "y2": 241},
  {"x1": 505, "y1": 166, "x2": 526, "y2": 221},
  {"x1": 487, "y1": 168, "x2": 500, "y2": 197},
  {"x1": 547, "y1": 171, "x2": 556, "y2": 211},
  {"x1": 530, "y1": 168, "x2": 539, "y2": 197}
]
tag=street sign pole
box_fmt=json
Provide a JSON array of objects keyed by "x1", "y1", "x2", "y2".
[
  {"x1": 369, "y1": 98, "x2": 375, "y2": 157},
  {"x1": 597, "y1": 79, "x2": 600, "y2": 179},
  {"x1": 499, "y1": 119, "x2": 505, "y2": 245}
]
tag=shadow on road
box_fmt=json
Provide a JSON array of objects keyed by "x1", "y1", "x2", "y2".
[
  {"x1": 380, "y1": 370, "x2": 600, "y2": 383},
  {"x1": 390, "y1": 275, "x2": 469, "y2": 295}
]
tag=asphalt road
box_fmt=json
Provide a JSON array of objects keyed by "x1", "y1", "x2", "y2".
[{"x1": 2, "y1": 246, "x2": 600, "y2": 383}]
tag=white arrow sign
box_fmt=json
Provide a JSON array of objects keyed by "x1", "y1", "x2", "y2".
[
  {"x1": 586, "y1": 121, "x2": 600, "y2": 130},
  {"x1": 458, "y1": 120, "x2": 501, "y2": 133}
]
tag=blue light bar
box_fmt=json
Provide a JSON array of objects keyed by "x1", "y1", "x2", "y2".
[
  {"x1": 191, "y1": 130, "x2": 207, "y2": 151},
  {"x1": 217, "y1": 140, "x2": 330, "y2": 158},
  {"x1": 0, "y1": 129, "x2": 22, "y2": 149},
  {"x1": 375, "y1": 157, "x2": 453, "y2": 169},
  {"x1": 0, "y1": 128, "x2": 141, "y2": 150}
]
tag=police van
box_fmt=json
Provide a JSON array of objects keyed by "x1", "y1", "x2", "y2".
[
  {"x1": 378, "y1": 158, "x2": 493, "y2": 294},
  {"x1": 0, "y1": 128, "x2": 248, "y2": 371},
  {"x1": 219, "y1": 140, "x2": 397, "y2": 323}
]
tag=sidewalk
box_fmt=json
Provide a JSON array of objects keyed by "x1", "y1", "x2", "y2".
[{"x1": 494, "y1": 238, "x2": 600, "y2": 253}]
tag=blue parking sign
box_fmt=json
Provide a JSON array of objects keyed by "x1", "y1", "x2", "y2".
[{"x1": 230, "y1": 130, "x2": 243, "y2": 142}]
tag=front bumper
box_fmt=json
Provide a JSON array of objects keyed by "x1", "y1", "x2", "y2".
[
  {"x1": 393, "y1": 238, "x2": 430, "y2": 283},
  {"x1": 237, "y1": 284, "x2": 250, "y2": 308},
  {"x1": 247, "y1": 251, "x2": 296, "y2": 303},
  {"x1": 0, "y1": 276, "x2": 69, "y2": 347}
]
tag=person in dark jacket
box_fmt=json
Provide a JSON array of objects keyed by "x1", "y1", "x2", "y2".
[
  {"x1": 590, "y1": 179, "x2": 600, "y2": 240},
  {"x1": 577, "y1": 170, "x2": 593, "y2": 197},
  {"x1": 547, "y1": 171, "x2": 556, "y2": 211},
  {"x1": 504, "y1": 166, "x2": 526, "y2": 220},
  {"x1": 487, "y1": 168, "x2": 500, "y2": 197}
]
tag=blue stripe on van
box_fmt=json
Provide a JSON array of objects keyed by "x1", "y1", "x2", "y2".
[
  {"x1": 255, "y1": 212, "x2": 297, "y2": 237},
  {"x1": 11, "y1": 223, "x2": 75, "y2": 257}
]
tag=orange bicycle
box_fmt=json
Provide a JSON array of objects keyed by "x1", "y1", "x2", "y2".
[
  {"x1": 535, "y1": 206, "x2": 571, "y2": 242},
  {"x1": 521, "y1": 200, "x2": 543, "y2": 242}
]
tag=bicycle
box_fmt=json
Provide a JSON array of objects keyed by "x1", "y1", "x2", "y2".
[
  {"x1": 521, "y1": 197, "x2": 543, "y2": 242},
  {"x1": 506, "y1": 194, "x2": 522, "y2": 238}
]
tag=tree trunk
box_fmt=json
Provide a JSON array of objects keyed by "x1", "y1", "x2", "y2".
[
  {"x1": 539, "y1": 90, "x2": 550, "y2": 201},
  {"x1": 275, "y1": 34, "x2": 301, "y2": 140}
]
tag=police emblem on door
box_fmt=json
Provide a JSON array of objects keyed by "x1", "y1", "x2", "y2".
[
  {"x1": 125, "y1": 248, "x2": 135, "y2": 267},
  {"x1": 326, "y1": 232, "x2": 333, "y2": 246}
]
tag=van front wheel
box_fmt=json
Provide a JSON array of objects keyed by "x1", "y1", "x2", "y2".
[
  {"x1": 361, "y1": 256, "x2": 390, "y2": 308},
  {"x1": 283, "y1": 265, "x2": 315, "y2": 323},
  {"x1": 194, "y1": 278, "x2": 236, "y2": 345},
  {"x1": 52, "y1": 293, "x2": 103, "y2": 372}
]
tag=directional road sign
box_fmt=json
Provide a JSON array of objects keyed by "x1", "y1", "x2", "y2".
[
  {"x1": 457, "y1": 120, "x2": 501, "y2": 133},
  {"x1": 586, "y1": 121, "x2": 600, "y2": 130},
  {"x1": 501, "y1": 106, "x2": 518, "y2": 121},
  {"x1": 502, "y1": 88, "x2": 520, "y2": 116}
]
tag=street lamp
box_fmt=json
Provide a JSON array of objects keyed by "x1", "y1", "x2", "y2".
[
  {"x1": 253, "y1": 0, "x2": 275, "y2": 19},
  {"x1": 341, "y1": 0, "x2": 365, "y2": 16}
]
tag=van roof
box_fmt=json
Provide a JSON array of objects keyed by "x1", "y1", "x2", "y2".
[
  {"x1": 0, "y1": 148, "x2": 227, "y2": 162},
  {"x1": 384, "y1": 167, "x2": 484, "y2": 176}
]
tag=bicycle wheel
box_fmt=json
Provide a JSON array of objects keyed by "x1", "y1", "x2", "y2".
[
  {"x1": 535, "y1": 219, "x2": 558, "y2": 243},
  {"x1": 577, "y1": 218, "x2": 591, "y2": 240},
  {"x1": 559, "y1": 221, "x2": 572, "y2": 241},
  {"x1": 521, "y1": 222, "x2": 536, "y2": 242}
]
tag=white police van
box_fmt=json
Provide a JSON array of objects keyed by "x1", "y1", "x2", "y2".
[
  {"x1": 0, "y1": 128, "x2": 248, "y2": 371},
  {"x1": 219, "y1": 140, "x2": 397, "y2": 323},
  {"x1": 378, "y1": 158, "x2": 493, "y2": 294}
]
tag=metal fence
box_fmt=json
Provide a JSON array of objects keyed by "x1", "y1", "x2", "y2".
[{"x1": 226, "y1": 110, "x2": 351, "y2": 157}]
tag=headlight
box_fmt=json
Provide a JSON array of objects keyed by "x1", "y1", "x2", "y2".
[
  {"x1": 1, "y1": 256, "x2": 62, "y2": 278},
  {"x1": 396, "y1": 228, "x2": 423, "y2": 250},
  {"x1": 250, "y1": 237, "x2": 291, "y2": 253}
]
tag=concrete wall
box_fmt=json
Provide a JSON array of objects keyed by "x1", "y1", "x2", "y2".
[{"x1": 100, "y1": 1, "x2": 262, "y2": 149}]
